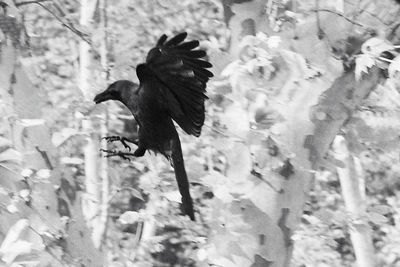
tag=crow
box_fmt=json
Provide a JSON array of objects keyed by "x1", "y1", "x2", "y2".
[{"x1": 93, "y1": 32, "x2": 213, "y2": 221}]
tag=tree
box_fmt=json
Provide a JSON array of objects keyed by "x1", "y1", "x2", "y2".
[
  {"x1": 0, "y1": 0, "x2": 103, "y2": 265},
  {"x1": 333, "y1": 135, "x2": 374, "y2": 267},
  {"x1": 198, "y1": 0, "x2": 400, "y2": 266},
  {"x1": 2, "y1": 0, "x2": 400, "y2": 266}
]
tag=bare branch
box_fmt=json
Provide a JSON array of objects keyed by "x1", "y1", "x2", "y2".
[
  {"x1": 35, "y1": 2, "x2": 93, "y2": 45},
  {"x1": 16, "y1": 0, "x2": 96, "y2": 48},
  {"x1": 15, "y1": 0, "x2": 51, "y2": 7},
  {"x1": 311, "y1": 8, "x2": 366, "y2": 28}
]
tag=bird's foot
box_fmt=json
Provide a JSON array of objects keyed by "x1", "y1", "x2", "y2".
[
  {"x1": 101, "y1": 136, "x2": 137, "y2": 151},
  {"x1": 100, "y1": 149, "x2": 136, "y2": 161}
]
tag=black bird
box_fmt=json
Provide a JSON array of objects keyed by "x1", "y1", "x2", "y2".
[{"x1": 94, "y1": 32, "x2": 213, "y2": 221}]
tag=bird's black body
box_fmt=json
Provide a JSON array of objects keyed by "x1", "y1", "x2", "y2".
[{"x1": 94, "y1": 32, "x2": 213, "y2": 220}]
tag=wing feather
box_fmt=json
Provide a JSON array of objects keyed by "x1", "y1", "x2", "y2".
[
  {"x1": 157, "y1": 34, "x2": 168, "y2": 46},
  {"x1": 164, "y1": 32, "x2": 188, "y2": 46},
  {"x1": 140, "y1": 32, "x2": 213, "y2": 136}
]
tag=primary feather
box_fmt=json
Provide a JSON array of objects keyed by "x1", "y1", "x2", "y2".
[{"x1": 138, "y1": 32, "x2": 213, "y2": 137}]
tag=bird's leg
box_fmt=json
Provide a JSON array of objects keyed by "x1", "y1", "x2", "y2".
[
  {"x1": 132, "y1": 146, "x2": 146, "y2": 157},
  {"x1": 101, "y1": 136, "x2": 138, "y2": 151}
]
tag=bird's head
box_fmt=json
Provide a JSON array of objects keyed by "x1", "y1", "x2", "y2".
[{"x1": 94, "y1": 80, "x2": 136, "y2": 104}]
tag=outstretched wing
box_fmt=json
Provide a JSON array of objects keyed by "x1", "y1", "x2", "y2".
[{"x1": 144, "y1": 32, "x2": 213, "y2": 137}]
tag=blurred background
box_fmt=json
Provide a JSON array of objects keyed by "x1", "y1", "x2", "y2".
[{"x1": 1, "y1": 0, "x2": 400, "y2": 266}]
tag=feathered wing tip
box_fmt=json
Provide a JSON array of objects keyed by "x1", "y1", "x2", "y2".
[
  {"x1": 146, "y1": 32, "x2": 214, "y2": 137},
  {"x1": 156, "y1": 34, "x2": 168, "y2": 46}
]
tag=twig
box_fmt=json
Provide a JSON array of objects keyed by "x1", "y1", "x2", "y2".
[
  {"x1": 310, "y1": 8, "x2": 365, "y2": 28},
  {"x1": 377, "y1": 56, "x2": 393, "y2": 63},
  {"x1": 388, "y1": 23, "x2": 400, "y2": 41},
  {"x1": 315, "y1": 0, "x2": 324, "y2": 39},
  {"x1": 28, "y1": 226, "x2": 68, "y2": 267},
  {"x1": 35, "y1": 145, "x2": 54, "y2": 170},
  {"x1": 15, "y1": 0, "x2": 51, "y2": 7},
  {"x1": 35, "y1": 1, "x2": 102, "y2": 57},
  {"x1": 23, "y1": 1, "x2": 93, "y2": 45},
  {"x1": 203, "y1": 121, "x2": 247, "y2": 143}
]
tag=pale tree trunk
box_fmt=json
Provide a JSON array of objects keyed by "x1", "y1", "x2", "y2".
[
  {"x1": 0, "y1": 1, "x2": 102, "y2": 265},
  {"x1": 79, "y1": 0, "x2": 109, "y2": 249},
  {"x1": 200, "y1": 0, "x2": 397, "y2": 266},
  {"x1": 91, "y1": 0, "x2": 110, "y2": 250},
  {"x1": 333, "y1": 135, "x2": 375, "y2": 267}
]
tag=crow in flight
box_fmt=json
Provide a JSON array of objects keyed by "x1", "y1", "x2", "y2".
[{"x1": 94, "y1": 32, "x2": 213, "y2": 220}]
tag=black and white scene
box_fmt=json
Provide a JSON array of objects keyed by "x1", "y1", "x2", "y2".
[{"x1": 1, "y1": 0, "x2": 400, "y2": 266}]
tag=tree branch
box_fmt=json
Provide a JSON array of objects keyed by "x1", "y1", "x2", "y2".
[
  {"x1": 311, "y1": 8, "x2": 366, "y2": 28},
  {"x1": 15, "y1": 0, "x2": 51, "y2": 7},
  {"x1": 34, "y1": 2, "x2": 92, "y2": 45},
  {"x1": 16, "y1": 0, "x2": 95, "y2": 47}
]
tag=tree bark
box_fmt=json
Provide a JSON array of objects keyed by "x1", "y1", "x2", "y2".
[
  {"x1": 89, "y1": 0, "x2": 110, "y2": 250},
  {"x1": 78, "y1": 0, "x2": 107, "y2": 249},
  {"x1": 333, "y1": 136, "x2": 375, "y2": 267},
  {"x1": 0, "y1": 1, "x2": 103, "y2": 265},
  {"x1": 201, "y1": 0, "x2": 395, "y2": 266}
]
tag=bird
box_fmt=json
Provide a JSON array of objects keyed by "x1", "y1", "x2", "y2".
[{"x1": 93, "y1": 32, "x2": 213, "y2": 221}]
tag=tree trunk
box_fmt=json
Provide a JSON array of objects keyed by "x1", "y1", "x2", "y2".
[
  {"x1": 333, "y1": 135, "x2": 375, "y2": 267},
  {"x1": 0, "y1": 1, "x2": 102, "y2": 265},
  {"x1": 79, "y1": 0, "x2": 108, "y2": 249},
  {"x1": 90, "y1": 0, "x2": 110, "y2": 250},
  {"x1": 200, "y1": 0, "x2": 396, "y2": 266}
]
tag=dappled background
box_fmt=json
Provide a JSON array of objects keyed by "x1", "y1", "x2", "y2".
[{"x1": 1, "y1": 0, "x2": 400, "y2": 266}]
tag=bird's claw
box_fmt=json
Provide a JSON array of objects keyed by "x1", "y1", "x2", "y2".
[
  {"x1": 100, "y1": 149, "x2": 132, "y2": 161},
  {"x1": 101, "y1": 136, "x2": 132, "y2": 151},
  {"x1": 120, "y1": 139, "x2": 131, "y2": 152},
  {"x1": 101, "y1": 136, "x2": 120, "y2": 142}
]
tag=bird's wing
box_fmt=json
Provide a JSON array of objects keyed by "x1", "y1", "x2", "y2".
[{"x1": 142, "y1": 32, "x2": 213, "y2": 137}]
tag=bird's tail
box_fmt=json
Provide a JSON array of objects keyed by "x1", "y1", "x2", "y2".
[{"x1": 171, "y1": 137, "x2": 195, "y2": 221}]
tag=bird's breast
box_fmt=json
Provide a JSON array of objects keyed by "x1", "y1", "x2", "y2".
[{"x1": 135, "y1": 100, "x2": 177, "y2": 153}]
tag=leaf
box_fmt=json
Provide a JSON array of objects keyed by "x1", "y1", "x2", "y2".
[
  {"x1": 214, "y1": 186, "x2": 235, "y2": 203},
  {"x1": 355, "y1": 54, "x2": 375, "y2": 81},
  {"x1": 0, "y1": 137, "x2": 12, "y2": 153},
  {"x1": 19, "y1": 119, "x2": 45, "y2": 127},
  {"x1": 0, "y1": 148, "x2": 21, "y2": 164},
  {"x1": 7, "y1": 202, "x2": 19, "y2": 214},
  {"x1": 1, "y1": 240, "x2": 33, "y2": 264},
  {"x1": 239, "y1": 35, "x2": 258, "y2": 50},
  {"x1": 368, "y1": 204, "x2": 391, "y2": 215},
  {"x1": 163, "y1": 190, "x2": 181, "y2": 203},
  {"x1": 51, "y1": 128, "x2": 79, "y2": 147},
  {"x1": 197, "y1": 248, "x2": 207, "y2": 261},
  {"x1": 36, "y1": 169, "x2": 51, "y2": 179},
  {"x1": 266, "y1": 36, "x2": 281, "y2": 49},
  {"x1": 119, "y1": 211, "x2": 140, "y2": 224},
  {"x1": 128, "y1": 188, "x2": 144, "y2": 201},
  {"x1": 20, "y1": 169, "x2": 33, "y2": 178},
  {"x1": 361, "y1": 37, "x2": 394, "y2": 56},
  {"x1": 221, "y1": 60, "x2": 242, "y2": 77},
  {"x1": 314, "y1": 209, "x2": 334, "y2": 224},
  {"x1": 255, "y1": 32, "x2": 269, "y2": 42},
  {"x1": 0, "y1": 219, "x2": 32, "y2": 264},
  {"x1": 19, "y1": 189, "x2": 30, "y2": 200},
  {"x1": 368, "y1": 211, "x2": 388, "y2": 224}
]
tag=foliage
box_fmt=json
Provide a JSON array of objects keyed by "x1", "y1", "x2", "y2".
[{"x1": 1, "y1": 0, "x2": 400, "y2": 266}]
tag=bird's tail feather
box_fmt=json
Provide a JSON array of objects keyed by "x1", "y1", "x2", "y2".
[{"x1": 171, "y1": 137, "x2": 195, "y2": 221}]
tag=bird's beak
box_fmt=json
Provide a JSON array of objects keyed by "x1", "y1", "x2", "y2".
[{"x1": 93, "y1": 91, "x2": 111, "y2": 104}]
